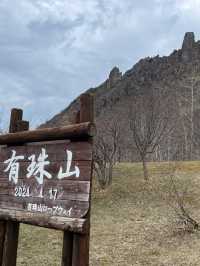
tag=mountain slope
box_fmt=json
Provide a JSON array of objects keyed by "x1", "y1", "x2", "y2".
[{"x1": 40, "y1": 32, "x2": 200, "y2": 161}]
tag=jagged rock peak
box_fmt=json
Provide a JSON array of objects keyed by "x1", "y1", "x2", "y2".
[
  {"x1": 182, "y1": 32, "x2": 195, "y2": 50},
  {"x1": 108, "y1": 66, "x2": 122, "y2": 87},
  {"x1": 109, "y1": 66, "x2": 121, "y2": 78},
  {"x1": 181, "y1": 32, "x2": 197, "y2": 62}
]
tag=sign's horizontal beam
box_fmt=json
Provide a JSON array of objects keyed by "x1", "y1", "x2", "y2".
[
  {"x1": 0, "y1": 208, "x2": 87, "y2": 233},
  {"x1": 0, "y1": 122, "x2": 95, "y2": 145}
]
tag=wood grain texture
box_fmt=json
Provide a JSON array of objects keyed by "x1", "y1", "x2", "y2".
[
  {"x1": 0, "y1": 139, "x2": 92, "y2": 230},
  {"x1": 0, "y1": 208, "x2": 87, "y2": 233},
  {"x1": 0, "y1": 162, "x2": 92, "y2": 182},
  {"x1": 0, "y1": 140, "x2": 92, "y2": 162},
  {"x1": 0, "y1": 122, "x2": 95, "y2": 145},
  {"x1": 0, "y1": 180, "x2": 90, "y2": 194}
]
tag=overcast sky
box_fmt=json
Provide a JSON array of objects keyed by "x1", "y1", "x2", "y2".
[{"x1": 0, "y1": 0, "x2": 200, "y2": 130}]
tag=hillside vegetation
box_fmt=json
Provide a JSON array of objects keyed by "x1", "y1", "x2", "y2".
[{"x1": 17, "y1": 162, "x2": 200, "y2": 266}]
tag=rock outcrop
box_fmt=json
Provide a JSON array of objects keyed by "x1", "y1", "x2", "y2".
[
  {"x1": 182, "y1": 32, "x2": 198, "y2": 62},
  {"x1": 40, "y1": 32, "x2": 200, "y2": 161}
]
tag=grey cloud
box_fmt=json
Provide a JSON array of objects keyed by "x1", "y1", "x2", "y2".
[{"x1": 0, "y1": 0, "x2": 199, "y2": 129}]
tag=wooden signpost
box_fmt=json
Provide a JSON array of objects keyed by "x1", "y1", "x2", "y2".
[{"x1": 0, "y1": 93, "x2": 94, "y2": 266}]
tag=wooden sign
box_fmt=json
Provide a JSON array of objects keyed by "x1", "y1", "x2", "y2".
[
  {"x1": 0, "y1": 127, "x2": 93, "y2": 233},
  {"x1": 0, "y1": 94, "x2": 94, "y2": 266}
]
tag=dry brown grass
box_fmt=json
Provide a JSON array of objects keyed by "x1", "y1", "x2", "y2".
[{"x1": 17, "y1": 161, "x2": 200, "y2": 266}]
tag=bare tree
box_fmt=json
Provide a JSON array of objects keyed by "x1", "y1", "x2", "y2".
[
  {"x1": 93, "y1": 118, "x2": 120, "y2": 189},
  {"x1": 129, "y1": 89, "x2": 170, "y2": 180},
  {"x1": 165, "y1": 160, "x2": 200, "y2": 233},
  {"x1": 174, "y1": 64, "x2": 200, "y2": 159},
  {"x1": 169, "y1": 174, "x2": 199, "y2": 232}
]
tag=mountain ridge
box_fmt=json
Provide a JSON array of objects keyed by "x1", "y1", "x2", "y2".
[
  {"x1": 39, "y1": 32, "x2": 200, "y2": 161},
  {"x1": 40, "y1": 32, "x2": 200, "y2": 128}
]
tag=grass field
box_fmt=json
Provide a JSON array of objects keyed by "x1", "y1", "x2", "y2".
[{"x1": 17, "y1": 162, "x2": 200, "y2": 266}]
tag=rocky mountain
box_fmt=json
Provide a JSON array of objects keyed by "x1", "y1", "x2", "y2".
[{"x1": 40, "y1": 32, "x2": 200, "y2": 161}]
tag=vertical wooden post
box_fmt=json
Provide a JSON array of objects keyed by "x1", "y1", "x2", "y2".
[
  {"x1": 9, "y1": 109, "x2": 23, "y2": 133},
  {"x1": 16, "y1": 120, "x2": 29, "y2": 132},
  {"x1": 2, "y1": 221, "x2": 20, "y2": 266},
  {"x1": 1, "y1": 108, "x2": 29, "y2": 266},
  {"x1": 0, "y1": 222, "x2": 5, "y2": 265},
  {"x1": 80, "y1": 94, "x2": 94, "y2": 123},
  {"x1": 72, "y1": 93, "x2": 94, "y2": 266},
  {"x1": 61, "y1": 231, "x2": 73, "y2": 266},
  {"x1": 61, "y1": 93, "x2": 94, "y2": 266}
]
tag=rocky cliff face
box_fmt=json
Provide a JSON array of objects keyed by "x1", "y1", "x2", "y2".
[{"x1": 40, "y1": 32, "x2": 200, "y2": 161}]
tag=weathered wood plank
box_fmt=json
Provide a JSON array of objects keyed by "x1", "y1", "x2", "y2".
[
  {"x1": 0, "y1": 161, "x2": 92, "y2": 182},
  {"x1": 0, "y1": 195, "x2": 89, "y2": 206},
  {"x1": 0, "y1": 139, "x2": 93, "y2": 226},
  {"x1": 0, "y1": 141, "x2": 92, "y2": 162},
  {"x1": 0, "y1": 122, "x2": 95, "y2": 145},
  {"x1": 0, "y1": 190, "x2": 90, "y2": 203},
  {"x1": 0, "y1": 201, "x2": 89, "y2": 219},
  {"x1": 0, "y1": 180, "x2": 90, "y2": 194},
  {"x1": 0, "y1": 208, "x2": 87, "y2": 233}
]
